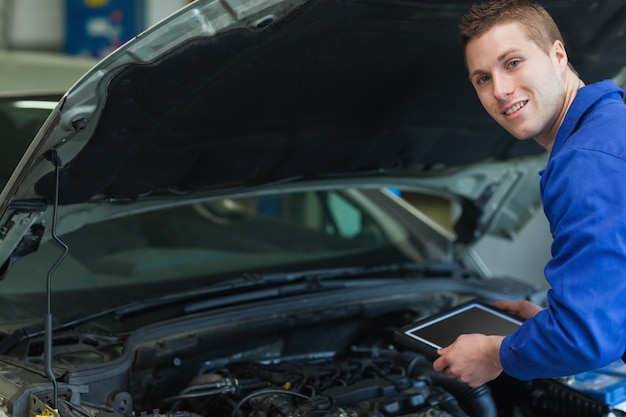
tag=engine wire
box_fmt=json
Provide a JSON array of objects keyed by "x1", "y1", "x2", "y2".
[{"x1": 230, "y1": 388, "x2": 309, "y2": 417}]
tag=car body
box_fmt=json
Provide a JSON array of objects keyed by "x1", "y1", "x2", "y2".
[{"x1": 0, "y1": 1, "x2": 625, "y2": 417}]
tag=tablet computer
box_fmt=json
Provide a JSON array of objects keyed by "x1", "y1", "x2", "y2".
[{"x1": 393, "y1": 299, "x2": 523, "y2": 359}]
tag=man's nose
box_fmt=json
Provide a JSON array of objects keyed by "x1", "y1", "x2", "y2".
[{"x1": 492, "y1": 74, "x2": 514, "y2": 100}]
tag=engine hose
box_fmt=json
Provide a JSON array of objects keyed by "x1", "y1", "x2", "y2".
[
  {"x1": 425, "y1": 375, "x2": 496, "y2": 417},
  {"x1": 374, "y1": 349, "x2": 497, "y2": 417}
]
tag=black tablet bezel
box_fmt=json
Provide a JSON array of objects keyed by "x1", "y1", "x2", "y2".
[{"x1": 393, "y1": 299, "x2": 523, "y2": 359}]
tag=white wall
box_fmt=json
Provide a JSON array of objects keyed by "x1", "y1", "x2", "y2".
[
  {"x1": 4, "y1": 0, "x2": 187, "y2": 52},
  {"x1": 472, "y1": 210, "x2": 552, "y2": 289}
]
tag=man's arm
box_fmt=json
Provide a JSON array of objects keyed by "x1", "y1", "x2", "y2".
[{"x1": 500, "y1": 148, "x2": 626, "y2": 380}]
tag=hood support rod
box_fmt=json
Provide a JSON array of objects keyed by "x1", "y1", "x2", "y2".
[{"x1": 43, "y1": 150, "x2": 69, "y2": 411}]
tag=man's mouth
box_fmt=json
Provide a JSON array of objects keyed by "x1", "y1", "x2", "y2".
[{"x1": 504, "y1": 100, "x2": 528, "y2": 116}]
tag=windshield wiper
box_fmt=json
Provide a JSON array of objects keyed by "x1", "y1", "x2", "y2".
[
  {"x1": 0, "y1": 262, "x2": 464, "y2": 351},
  {"x1": 253, "y1": 262, "x2": 466, "y2": 282},
  {"x1": 183, "y1": 262, "x2": 469, "y2": 313},
  {"x1": 0, "y1": 271, "x2": 341, "y2": 348}
]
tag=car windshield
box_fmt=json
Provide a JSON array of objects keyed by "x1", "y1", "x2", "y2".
[{"x1": 0, "y1": 188, "x2": 452, "y2": 332}]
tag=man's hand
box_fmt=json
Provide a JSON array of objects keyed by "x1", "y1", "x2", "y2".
[
  {"x1": 493, "y1": 299, "x2": 543, "y2": 320},
  {"x1": 432, "y1": 334, "x2": 504, "y2": 387}
]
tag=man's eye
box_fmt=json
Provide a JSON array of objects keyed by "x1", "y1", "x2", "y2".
[
  {"x1": 509, "y1": 59, "x2": 521, "y2": 68},
  {"x1": 477, "y1": 75, "x2": 489, "y2": 85}
]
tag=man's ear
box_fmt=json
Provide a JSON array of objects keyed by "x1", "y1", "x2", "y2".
[{"x1": 552, "y1": 40, "x2": 569, "y2": 72}]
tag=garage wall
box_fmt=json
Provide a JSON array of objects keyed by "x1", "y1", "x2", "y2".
[
  {"x1": 471, "y1": 211, "x2": 552, "y2": 289},
  {"x1": 4, "y1": 0, "x2": 187, "y2": 52}
]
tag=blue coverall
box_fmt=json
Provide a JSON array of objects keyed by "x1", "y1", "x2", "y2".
[{"x1": 500, "y1": 80, "x2": 626, "y2": 380}]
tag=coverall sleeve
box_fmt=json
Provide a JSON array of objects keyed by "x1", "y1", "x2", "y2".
[{"x1": 499, "y1": 148, "x2": 626, "y2": 380}]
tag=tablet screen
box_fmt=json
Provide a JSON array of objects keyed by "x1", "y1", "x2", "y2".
[{"x1": 401, "y1": 302, "x2": 522, "y2": 350}]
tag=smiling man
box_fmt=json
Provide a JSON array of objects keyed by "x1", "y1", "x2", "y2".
[{"x1": 432, "y1": 0, "x2": 626, "y2": 387}]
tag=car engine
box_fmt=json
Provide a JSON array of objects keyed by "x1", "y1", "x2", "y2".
[
  {"x1": 155, "y1": 347, "x2": 491, "y2": 417},
  {"x1": 0, "y1": 288, "x2": 621, "y2": 417}
]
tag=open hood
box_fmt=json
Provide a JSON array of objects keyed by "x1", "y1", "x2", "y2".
[{"x1": 1, "y1": 0, "x2": 625, "y2": 270}]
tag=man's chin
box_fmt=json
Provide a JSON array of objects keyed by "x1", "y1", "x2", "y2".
[
  {"x1": 505, "y1": 129, "x2": 535, "y2": 141},
  {"x1": 493, "y1": 115, "x2": 539, "y2": 141}
]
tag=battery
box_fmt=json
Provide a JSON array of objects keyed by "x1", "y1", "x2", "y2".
[{"x1": 563, "y1": 360, "x2": 626, "y2": 406}]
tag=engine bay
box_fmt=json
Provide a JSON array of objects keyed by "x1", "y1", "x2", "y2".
[
  {"x1": 155, "y1": 347, "x2": 497, "y2": 417},
  {"x1": 2, "y1": 294, "x2": 620, "y2": 417}
]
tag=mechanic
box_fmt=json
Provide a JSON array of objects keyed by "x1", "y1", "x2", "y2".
[{"x1": 432, "y1": 0, "x2": 626, "y2": 387}]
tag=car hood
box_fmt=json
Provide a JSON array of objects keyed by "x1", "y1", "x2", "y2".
[{"x1": 1, "y1": 0, "x2": 625, "y2": 271}]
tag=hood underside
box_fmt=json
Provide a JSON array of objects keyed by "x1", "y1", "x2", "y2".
[{"x1": 24, "y1": 0, "x2": 626, "y2": 205}]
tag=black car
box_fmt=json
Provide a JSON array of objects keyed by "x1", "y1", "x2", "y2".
[{"x1": 0, "y1": 1, "x2": 625, "y2": 417}]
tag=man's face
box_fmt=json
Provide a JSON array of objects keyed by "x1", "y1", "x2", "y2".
[{"x1": 465, "y1": 22, "x2": 566, "y2": 144}]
